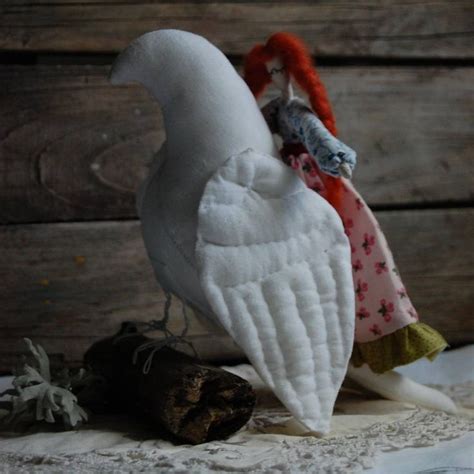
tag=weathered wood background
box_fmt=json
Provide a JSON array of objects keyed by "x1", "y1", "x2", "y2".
[{"x1": 1, "y1": 1, "x2": 473, "y2": 371}]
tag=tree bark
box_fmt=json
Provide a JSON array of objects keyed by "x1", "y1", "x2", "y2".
[{"x1": 83, "y1": 324, "x2": 256, "y2": 444}]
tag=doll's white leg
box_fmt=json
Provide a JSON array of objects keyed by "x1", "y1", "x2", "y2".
[{"x1": 346, "y1": 363, "x2": 458, "y2": 414}]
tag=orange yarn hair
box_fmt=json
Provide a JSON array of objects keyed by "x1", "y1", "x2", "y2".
[{"x1": 243, "y1": 32, "x2": 343, "y2": 213}]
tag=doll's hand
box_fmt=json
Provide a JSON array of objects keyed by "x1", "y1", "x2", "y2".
[
  {"x1": 317, "y1": 146, "x2": 356, "y2": 179},
  {"x1": 328, "y1": 149, "x2": 356, "y2": 178},
  {"x1": 339, "y1": 162, "x2": 353, "y2": 179}
]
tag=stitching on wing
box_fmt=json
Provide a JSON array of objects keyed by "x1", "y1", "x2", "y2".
[
  {"x1": 288, "y1": 277, "x2": 321, "y2": 418},
  {"x1": 246, "y1": 186, "x2": 305, "y2": 202},
  {"x1": 304, "y1": 265, "x2": 335, "y2": 406},
  {"x1": 307, "y1": 262, "x2": 337, "y2": 393},
  {"x1": 260, "y1": 280, "x2": 308, "y2": 419},
  {"x1": 202, "y1": 225, "x2": 326, "y2": 250},
  {"x1": 314, "y1": 261, "x2": 346, "y2": 389},
  {"x1": 203, "y1": 186, "x2": 304, "y2": 207},
  {"x1": 328, "y1": 254, "x2": 352, "y2": 373},
  {"x1": 298, "y1": 266, "x2": 339, "y2": 404},
  {"x1": 216, "y1": 150, "x2": 304, "y2": 198},
  {"x1": 229, "y1": 286, "x2": 276, "y2": 390},
  {"x1": 222, "y1": 256, "x2": 315, "y2": 289},
  {"x1": 205, "y1": 182, "x2": 306, "y2": 207}
]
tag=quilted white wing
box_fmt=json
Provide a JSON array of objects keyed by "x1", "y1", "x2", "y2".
[{"x1": 196, "y1": 148, "x2": 355, "y2": 434}]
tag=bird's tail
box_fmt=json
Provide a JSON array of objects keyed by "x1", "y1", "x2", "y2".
[{"x1": 347, "y1": 363, "x2": 458, "y2": 413}]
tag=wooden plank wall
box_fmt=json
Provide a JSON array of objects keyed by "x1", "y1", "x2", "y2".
[{"x1": 1, "y1": 1, "x2": 473, "y2": 371}]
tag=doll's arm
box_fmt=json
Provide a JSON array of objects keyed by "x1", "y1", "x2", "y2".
[
  {"x1": 260, "y1": 98, "x2": 281, "y2": 134},
  {"x1": 286, "y1": 99, "x2": 357, "y2": 177}
]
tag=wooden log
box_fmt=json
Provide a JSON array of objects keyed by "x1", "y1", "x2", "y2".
[
  {"x1": 1, "y1": 65, "x2": 473, "y2": 224},
  {"x1": 83, "y1": 324, "x2": 256, "y2": 444},
  {"x1": 0, "y1": 208, "x2": 472, "y2": 371},
  {"x1": 0, "y1": 1, "x2": 472, "y2": 58}
]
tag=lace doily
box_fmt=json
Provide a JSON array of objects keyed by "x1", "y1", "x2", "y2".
[{"x1": 0, "y1": 371, "x2": 473, "y2": 473}]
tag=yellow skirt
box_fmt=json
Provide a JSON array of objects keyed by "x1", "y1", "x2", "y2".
[{"x1": 351, "y1": 322, "x2": 448, "y2": 374}]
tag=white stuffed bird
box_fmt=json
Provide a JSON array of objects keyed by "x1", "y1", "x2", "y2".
[
  {"x1": 111, "y1": 30, "x2": 456, "y2": 434},
  {"x1": 111, "y1": 29, "x2": 355, "y2": 434}
]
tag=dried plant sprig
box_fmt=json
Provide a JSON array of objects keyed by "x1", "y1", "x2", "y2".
[{"x1": 0, "y1": 338, "x2": 88, "y2": 429}]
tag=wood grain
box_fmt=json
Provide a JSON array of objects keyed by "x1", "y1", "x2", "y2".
[
  {"x1": 1, "y1": 65, "x2": 473, "y2": 224},
  {"x1": 0, "y1": 65, "x2": 161, "y2": 223},
  {"x1": 0, "y1": 208, "x2": 472, "y2": 371},
  {"x1": 1, "y1": 1, "x2": 473, "y2": 58},
  {"x1": 84, "y1": 330, "x2": 256, "y2": 444},
  {"x1": 0, "y1": 220, "x2": 207, "y2": 338}
]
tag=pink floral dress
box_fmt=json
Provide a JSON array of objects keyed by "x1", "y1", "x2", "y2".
[
  {"x1": 261, "y1": 96, "x2": 447, "y2": 372},
  {"x1": 288, "y1": 154, "x2": 418, "y2": 343}
]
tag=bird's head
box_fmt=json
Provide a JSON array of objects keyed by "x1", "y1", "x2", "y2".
[{"x1": 110, "y1": 29, "x2": 236, "y2": 109}]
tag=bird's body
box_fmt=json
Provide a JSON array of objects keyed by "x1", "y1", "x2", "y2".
[{"x1": 112, "y1": 30, "x2": 278, "y2": 316}]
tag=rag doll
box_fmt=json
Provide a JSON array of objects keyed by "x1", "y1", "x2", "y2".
[{"x1": 243, "y1": 32, "x2": 448, "y2": 375}]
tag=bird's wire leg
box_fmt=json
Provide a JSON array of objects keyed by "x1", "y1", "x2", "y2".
[
  {"x1": 179, "y1": 302, "x2": 199, "y2": 359},
  {"x1": 180, "y1": 300, "x2": 189, "y2": 337},
  {"x1": 125, "y1": 293, "x2": 198, "y2": 373},
  {"x1": 113, "y1": 291, "x2": 174, "y2": 345},
  {"x1": 162, "y1": 291, "x2": 172, "y2": 327}
]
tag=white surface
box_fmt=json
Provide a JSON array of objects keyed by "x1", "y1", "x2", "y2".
[
  {"x1": 367, "y1": 431, "x2": 474, "y2": 474},
  {"x1": 0, "y1": 346, "x2": 473, "y2": 473},
  {"x1": 0, "y1": 376, "x2": 13, "y2": 395},
  {"x1": 196, "y1": 148, "x2": 354, "y2": 434},
  {"x1": 367, "y1": 345, "x2": 474, "y2": 473}
]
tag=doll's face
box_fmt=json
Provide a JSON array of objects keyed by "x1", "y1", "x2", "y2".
[{"x1": 265, "y1": 57, "x2": 290, "y2": 92}]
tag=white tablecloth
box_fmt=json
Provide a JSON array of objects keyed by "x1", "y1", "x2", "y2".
[{"x1": 1, "y1": 346, "x2": 473, "y2": 473}]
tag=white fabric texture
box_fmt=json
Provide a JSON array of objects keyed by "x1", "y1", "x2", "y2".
[{"x1": 196, "y1": 148, "x2": 355, "y2": 434}]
